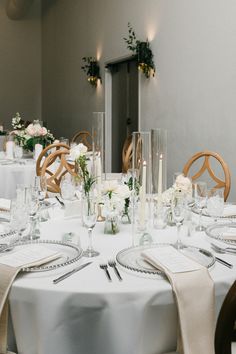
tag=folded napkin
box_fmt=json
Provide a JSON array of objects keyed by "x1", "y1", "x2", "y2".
[
  {"x1": 0, "y1": 199, "x2": 11, "y2": 212},
  {"x1": 0, "y1": 246, "x2": 62, "y2": 353},
  {"x1": 221, "y1": 228, "x2": 236, "y2": 241},
  {"x1": 142, "y1": 246, "x2": 215, "y2": 354},
  {"x1": 223, "y1": 204, "x2": 236, "y2": 217}
]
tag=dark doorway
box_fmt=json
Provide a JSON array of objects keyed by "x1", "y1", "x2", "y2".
[{"x1": 107, "y1": 58, "x2": 139, "y2": 172}]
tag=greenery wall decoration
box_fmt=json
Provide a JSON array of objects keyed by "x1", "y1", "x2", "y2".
[
  {"x1": 124, "y1": 23, "x2": 155, "y2": 78},
  {"x1": 81, "y1": 57, "x2": 101, "y2": 87}
]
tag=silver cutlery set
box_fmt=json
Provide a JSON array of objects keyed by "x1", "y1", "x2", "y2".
[
  {"x1": 100, "y1": 260, "x2": 123, "y2": 282},
  {"x1": 53, "y1": 259, "x2": 122, "y2": 284}
]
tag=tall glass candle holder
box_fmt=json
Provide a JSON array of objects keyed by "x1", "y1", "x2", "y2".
[
  {"x1": 151, "y1": 129, "x2": 167, "y2": 195},
  {"x1": 131, "y1": 131, "x2": 152, "y2": 246},
  {"x1": 92, "y1": 112, "x2": 105, "y2": 221}
]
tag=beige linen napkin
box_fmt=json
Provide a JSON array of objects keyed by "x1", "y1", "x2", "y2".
[
  {"x1": 0, "y1": 264, "x2": 21, "y2": 354},
  {"x1": 142, "y1": 247, "x2": 215, "y2": 354},
  {"x1": 0, "y1": 245, "x2": 62, "y2": 354}
]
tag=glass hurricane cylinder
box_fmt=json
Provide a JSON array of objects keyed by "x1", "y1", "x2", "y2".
[
  {"x1": 131, "y1": 131, "x2": 152, "y2": 246},
  {"x1": 92, "y1": 112, "x2": 105, "y2": 190},
  {"x1": 151, "y1": 129, "x2": 167, "y2": 195}
]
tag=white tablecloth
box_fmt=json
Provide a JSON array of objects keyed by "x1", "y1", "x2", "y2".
[
  {"x1": 0, "y1": 159, "x2": 36, "y2": 199},
  {"x1": 7, "y1": 215, "x2": 236, "y2": 354}
]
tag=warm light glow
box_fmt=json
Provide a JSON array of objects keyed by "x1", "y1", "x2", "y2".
[
  {"x1": 96, "y1": 46, "x2": 102, "y2": 61},
  {"x1": 147, "y1": 24, "x2": 157, "y2": 41}
]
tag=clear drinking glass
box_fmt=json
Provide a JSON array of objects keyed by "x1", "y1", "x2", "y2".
[
  {"x1": 34, "y1": 176, "x2": 48, "y2": 221},
  {"x1": 25, "y1": 187, "x2": 40, "y2": 240},
  {"x1": 194, "y1": 181, "x2": 207, "y2": 231},
  {"x1": 171, "y1": 192, "x2": 186, "y2": 249},
  {"x1": 82, "y1": 197, "x2": 99, "y2": 257},
  {"x1": 10, "y1": 200, "x2": 29, "y2": 240},
  {"x1": 206, "y1": 188, "x2": 224, "y2": 222}
]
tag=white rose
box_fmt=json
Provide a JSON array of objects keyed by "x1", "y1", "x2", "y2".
[
  {"x1": 102, "y1": 180, "x2": 119, "y2": 194},
  {"x1": 69, "y1": 143, "x2": 88, "y2": 160},
  {"x1": 26, "y1": 124, "x2": 36, "y2": 136},
  {"x1": 174, "y1": 174, "x2": 192, "y2": 194}
]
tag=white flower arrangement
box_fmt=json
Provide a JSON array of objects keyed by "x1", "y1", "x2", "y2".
[
  {"x1": 102, "y1": 180, "x2": 131, "y2": 216},
  {"x1": 160, "y1": 174, "x2": 192, "y2": 205},
  {"x1": 11, "y1": 113, "x2": 54, "y2": 152},
  {"x1": 69, "y1": 143, "x2": 88, "y2": 161}
]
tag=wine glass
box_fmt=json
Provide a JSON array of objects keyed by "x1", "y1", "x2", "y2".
[
  {"x1": 171, "y1": 192, "x2": 186, "y2": 249},
  {"x1": 25, "y1": 187, "x2": 40, "y2": 240},
  {"x1": 82, "y1": 197, "x2": 99, "y2": 257},
  {"x1": 10, "y1": 200, "x2": 29, "y2": 241},
  {"x1": 194, "y1": 181, "x2": 207, "y2": 231},
  {"x1": 34, "y1": 176, "x2": 48, "y2": 221},
  {"x1": 206, "y1": 188, "x2": 224, "y2": 222}
]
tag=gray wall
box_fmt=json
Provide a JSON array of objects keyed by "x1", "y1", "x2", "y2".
[
  {"x1": 1, "y1": 0, "x2": 235, "y2": 199},
  {"x1": 42, "y1": 0, "x2": 236, "y2": 199},
  {"x1": 0, "y1": 0, "x2": 41, "y2": 128}
]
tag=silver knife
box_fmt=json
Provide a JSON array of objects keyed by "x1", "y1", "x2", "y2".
[
  {"x1": 53, "y1": 262, "x2": 92, "y2": 284},
  {"x1": 55, "y1": 196, "x2": 65, "y2": 208},
  {"x1": 215, "y1": 257, "x2": 233, "y2": 269}
]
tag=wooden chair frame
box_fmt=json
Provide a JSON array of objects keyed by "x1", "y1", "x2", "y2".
[
  {"x1": 71, "y1": 130, "x2": 92, "y2": 150},
  {"x1": 36, "y1": 143, "x2": 70, "y2": 177},
  {"x1": 183, "y1": 150, "x2": 231, "y2": 201},
  {"x1": 40, "y1": 149, "x2": 76, "y2": 194}
]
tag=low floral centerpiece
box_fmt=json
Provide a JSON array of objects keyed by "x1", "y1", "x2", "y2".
[
  {"x1": 11, "y1": 113, "x2": 54, "y2": 152},
  {"x1": 161, "y1": 174, "x2": 192, "y2": 205},
  {"x1": 69, "y1": 143, "x2": 95, "y2": 197},
  {"x1": 102, "y1": 180, "x2": 130, "y2": 234}
]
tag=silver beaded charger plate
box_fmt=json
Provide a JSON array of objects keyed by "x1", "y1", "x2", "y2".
[
  {"x1": 0, "y1": 240, "x2": 83, "y2": 272},
  {"x1": 192, "y1": 204, "x2": 236, "y2": 219},
  {"x1": 116, "y1": 243, "x2": 215, "y2": 275},
  {"x1": 205, "y1": 223, "x2": 236, "y2": 245}
]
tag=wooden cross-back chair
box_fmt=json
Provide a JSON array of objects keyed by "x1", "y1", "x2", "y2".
[
  {"x1": 183, "y1": 150, "x2": 231, "y2": 201},
  {"x1": 40, "y1": 149, "x2": 76, "y2": 194},
  {"x1": 122, "y1": 135, "x2": 143, "y2": 173},
  {"x1": 36, "y1": 142, "x2": 70, "y2": 177},
  {"x1": 71, "y1": 130, "x2": 92, "y2": 150},
  {"x1": 37, "y1": 144, "x2": 76, "y2": 194},
  {"x1": 164, "y1": 280, "x2": 236, "y2": 354},
  {"x1": 122, "y1": 135, "x2": 132, "y2": 173}
]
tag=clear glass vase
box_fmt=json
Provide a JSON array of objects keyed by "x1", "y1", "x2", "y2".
[{"x1": 104, "y1": 212, "x2": 119, "y2": 235}]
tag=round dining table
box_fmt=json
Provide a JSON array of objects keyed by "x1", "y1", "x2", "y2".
[
  {"x1": 7, "y1": 209, "x2": 236, "y2": 354},
  {"x1": 0, "y1": 158, "x2": 36, "y2": 199}
]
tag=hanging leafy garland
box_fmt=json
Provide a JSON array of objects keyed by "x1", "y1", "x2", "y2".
[
  {"x1": 81, "y1": 57, "x2": 101, "y2": 87},
  {"x1": 123, "y1": 23, "x2": 155, "y2": 78}
]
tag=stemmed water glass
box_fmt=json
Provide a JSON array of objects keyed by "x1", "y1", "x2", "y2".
[
  {"x1": 171, "y1": 192, "x2": 186, "y2": 249},
  {"x1": 10, "y1": 200, "x2": 29, "y2": 241},
  {"x1": 206, "y1": 188, "x2": 224, "y2": 222},
  {"x1": 25, "y1": 187, "x2": 40, "y2": 240},
  {"x1": 82, "y1": 197, "x2": 99, "y2": 257},
  {"x1": 194, "y1": 181, "x2": 207, "y2": 231},
  {"x1": 34, "y1": 176, "x2": 48, "y2": 221}
]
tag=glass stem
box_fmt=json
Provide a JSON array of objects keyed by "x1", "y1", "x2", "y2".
[
  {"x1": 88, "y1": 228, "x2": 93, "y2": 251},
  {"x1": 176, "y1": 222, "x2": 181, "y2": 249},
  {"x1": 199, "y1": 208, "x2": 203, "y2": 229}
]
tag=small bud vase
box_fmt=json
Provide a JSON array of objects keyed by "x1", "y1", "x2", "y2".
[{"x1": 104, "y1": 212, "x2": 120, "y2": 235}]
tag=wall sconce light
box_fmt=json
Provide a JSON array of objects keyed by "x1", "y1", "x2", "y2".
[
  {"x1": 81, "y1": 57, "x2": 102, "y2": 87},
  {"x1": 124, "y1": 23, "x2": 155, "y2": 78}
]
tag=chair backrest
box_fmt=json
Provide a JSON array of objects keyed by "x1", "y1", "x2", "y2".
[
  {"x1": 183, "y1": 150, "x2": 231, "y2": 201},
  {"x1": 215, "y1": 281, "x2": 236, "y2": 354},
  {"x1": 36, "y1": 143, "x2": 70, "y2": 177},
  {"x1": 122, "y1": 135, "x2": 133, "y2": 173},
  {"x1": 71, "y1": 130, "x2": 92, "y2": 150},
  {"x1": 39, "y1": 148, "x2": 76, "y2": 194}
]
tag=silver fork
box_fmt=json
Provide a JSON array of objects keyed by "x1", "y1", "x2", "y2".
[
  {"x1": 108, "y1": 260, "x2": 123, "y2": 281},
  {"x1": 99, "y1": 263, "x2": 112, "y2": 282},
  {"x1": 211, "y1": 243, "x2": 236, "y2": 254}
]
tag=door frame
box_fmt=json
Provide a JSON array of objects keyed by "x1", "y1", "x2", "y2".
[{"x1": 105, "y1": 56, "x2": 141, "y2": 172}]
